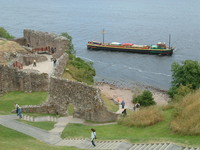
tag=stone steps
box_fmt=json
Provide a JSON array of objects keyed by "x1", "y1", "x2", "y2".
[
  {"x1": 22, "y1": 115, "x2": 57, "y2": 122},
  {"x1": 128, "y1": 143, "x2": 200, "y2": 150},
  {"x1": 55, "y1": 139, "x2": 200, "y2": 150}
]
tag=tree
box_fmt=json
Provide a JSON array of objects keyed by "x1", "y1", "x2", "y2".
[
  {"x1": 133, "y1": 90, "x2": 155, "y2": 107},
  {"x1": 0, "y1": 27, "x2": 15, "y2": 39},
  {"x1": 168, "y1": 60, "x2": 200, "y2": 98}
]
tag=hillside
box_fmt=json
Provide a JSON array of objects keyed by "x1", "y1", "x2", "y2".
[
  {"x1": 0, "y1": 39, "x2": 27, "y2": 64},
  {"x1": 171, "y1": 89, "x2": 200, "y2": 135}
]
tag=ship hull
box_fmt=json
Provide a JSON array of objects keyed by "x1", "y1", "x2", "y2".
[{"x1": 87, "y1": 44, "x2": 173, "y2": 56}]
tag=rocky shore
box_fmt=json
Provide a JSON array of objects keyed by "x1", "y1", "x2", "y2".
[{"x1": 95, "y1": 82, "x2": 170, "y2": 108}]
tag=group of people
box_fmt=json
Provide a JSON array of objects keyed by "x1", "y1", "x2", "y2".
[
  {"x1": 117, "y1": 97, "x2": 141, "y2": 116},
  {"x1": 15, "y1": 103, "x2": 22, "y2": 119}
]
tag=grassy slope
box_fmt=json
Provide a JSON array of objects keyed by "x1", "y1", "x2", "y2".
[
  {"x1": 61, "y1": 109, "x2": 200, "y2": 147},
  {"x1": 0, "y1": 125, "x2": 80, "y2": 150},
  {"x1": 101, "y1": 94, "x2": 119, "y2": 112},
  {"x1": 0, "y1": 91, "x2": 48, "y2": 115}
]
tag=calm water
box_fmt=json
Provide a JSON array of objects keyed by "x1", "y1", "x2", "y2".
[{"x1": 0, "y1": 0, "x2": 200, "y2": 90}]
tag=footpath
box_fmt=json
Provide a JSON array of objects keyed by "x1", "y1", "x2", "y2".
[{"x1": 0, "y1": 114, "x2": 199, "y2": 150}]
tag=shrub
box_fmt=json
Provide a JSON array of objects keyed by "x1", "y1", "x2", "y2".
[
  {"x1": 170, "y1": 90, "x2": 200, "y2": 135},
  {"x1": 0, "y1": 27, "x2": 15, "y2": 39},
  {"x1": 168, "y1": 84, "x2": 194, "y2": 101},
  {"x1": 118, "y1": 106, "x2": 163, "y2": 127},
  {"x1": 132, "y1": 90, "x2": 155, "y2": 107}
]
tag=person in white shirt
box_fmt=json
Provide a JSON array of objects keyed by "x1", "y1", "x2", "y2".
[
  {"x1": 91, "y1": 128, "x2": 96, "y2": 146},
  {"x1": 15, "y1": 103, "x2": 19, "y2": 116}
]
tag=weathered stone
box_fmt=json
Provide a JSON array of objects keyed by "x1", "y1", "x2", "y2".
[
  {"x1": 23, "y1": 29, "x2": 68, "y2": 59},
  {"x1": 0, "y1": 65, "x2": 48, "y2": 92},
  {"x1": 47, "y1": 77, "x2": 118, "y2": 122}
]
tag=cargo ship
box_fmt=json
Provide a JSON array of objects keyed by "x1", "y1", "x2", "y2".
[{"x1": 87, "y1": 41, "x2": 174, "y2": 56}]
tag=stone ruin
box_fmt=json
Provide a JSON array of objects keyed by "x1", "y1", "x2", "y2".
[{"x1": 0, "y1": 29, "x2": 118, "y2": 122}]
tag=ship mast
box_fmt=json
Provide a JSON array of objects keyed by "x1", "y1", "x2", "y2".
[
  {"x1": 102, "y1": 29, "x2": 106, "y2": 44},
  {"x1": 169, "y1": 34, "x2": 171, "y2": 49}
]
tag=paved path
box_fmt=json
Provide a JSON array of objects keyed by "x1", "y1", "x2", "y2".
[
  {"x1": 0, "y1": 114, "x2": 199, "y2": 150},
  {"x1": 22, "y1": 55, "x2": 54, "y2": 75}
]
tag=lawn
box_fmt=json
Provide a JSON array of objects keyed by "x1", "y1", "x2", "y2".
[
  {"x1": 0, "y1": 91, "x2": 48, "y2": 115},
  {"x1": 61, "y1": 109, "x2": 200, "y2": 147},
  {"x1": 0, "y1": 125, "x2": 80, "y2": 150}
]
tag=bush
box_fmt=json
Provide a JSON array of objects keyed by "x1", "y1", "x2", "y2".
[
  {"x1": 168, "y1": 84, "x2": 194, "y2": 101},
  {"x1": 133, "y1": 90, "x2": 155, "y2": 107},
  {"x1": 170, "y1": 90, "x2": 200, "y2": 135},
  {"x1": 0, "y1": 27, "x2": 15, "y2": 39},
  {"x1": 118, "y1": 106, "x2": 163, "y2": 127}
]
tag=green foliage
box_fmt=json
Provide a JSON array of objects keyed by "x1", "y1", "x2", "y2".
[
  {"x1": 168, "y1": 60, "x2": 200, "y2": 99},
  {"x1": 61, "y1": 32, "x2": 96, "y2": 85},
  {"x1": 133, "y1": 90, "x2": 155, "y2": 106},
  {"x1": 0, "y1": 27, "x2": 15, "y2": 39},
  {"x1": 171, "y1": 60, "x2": 200, "y2": 89},
  {"x1": 168, "y1": 84, "x2": 194, "y2": 101},
  {"x1": 60, "y1": 32, "x2": 75, "y2": 54}
]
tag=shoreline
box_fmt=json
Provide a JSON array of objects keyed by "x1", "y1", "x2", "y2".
[{"x1": 95, "y1": 81, "x2": 170, "y2": 108}]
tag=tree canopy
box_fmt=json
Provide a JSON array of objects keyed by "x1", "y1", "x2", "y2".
[
  {"x1": 171, "y1": 60, "x2": 200, "y2": 89},
  {"x1": 168, "y1": 60, "x2": 200, "y2": 99},
  {"x1": 133, "y1": 90, "x2": 155, "y2": 107}
]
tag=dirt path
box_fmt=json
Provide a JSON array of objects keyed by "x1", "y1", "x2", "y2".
[{"x1": 22, "y1": 55, "x2": 54, "y2": 75}]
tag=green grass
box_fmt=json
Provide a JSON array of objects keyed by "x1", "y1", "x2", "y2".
[
  {"x1": 67, "y1": 104, "x2": 75, "y2": 116},
  {"x1": 101, "y1": 94, "x2": 119, "y2": 112},
  {"x1": 61, "y1": 109, "x2": 200, "y2": 147},
  {"x1": 0, "y1": 125, "x2": 80, "y2": 150},
  {"x1": 0, "y1": 91, "x2": 48, "y2": 115},
  {"x1": 18, "y1": 120, "x2": 56, "y2": 131}
]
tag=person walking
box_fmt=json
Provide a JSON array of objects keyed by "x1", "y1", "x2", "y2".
[
  {"x1": 17, "y1": 106, "x2": 22, "y2": 119},
  {"x1": 121, "y1": 100, "x2": 125, "y2": 109},
  {"x1": 33, "y1": 59, "x2": 36, "y2": 67},
  {"x1": 91, "y1": 128, "x2": 96, "y2": 147},
  {"x1": 14, "y1": 103, "x2": 19, "y2": 116},
  {"x1": 53, "y1": 58, "x2": 57, "y2": 66}
]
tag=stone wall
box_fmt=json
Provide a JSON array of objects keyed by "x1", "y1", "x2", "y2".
[
  {"x1": 47, "y1": 77, "x2": 118, "y2": 122},
  {"x1": 53, "y1": 53, "x2": 68, "y2": 77},
  {"x1": 18, "y1": 54, "x2": 48, "y2": 66},
  {"x1": 0, "y1": 65, "x2": 49, "y2": 92},
  {"x1": 23, "y1": 29, "x2": 68, "y2": 59}
]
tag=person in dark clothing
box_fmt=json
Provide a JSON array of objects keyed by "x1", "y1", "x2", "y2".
[
  {"x1": 121, "y1": 100, "x2": 125, "y2": 109},
  {"x1": 122, "y1": 109, "x2": 127, "y2": 116},
  {"x1": 53, "y1": 58, "x2": 57, "y2": 66}
]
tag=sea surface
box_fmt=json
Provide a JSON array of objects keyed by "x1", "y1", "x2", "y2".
[{"x1": 0, "y1": 0, "x2": 200, "y2": 90}]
